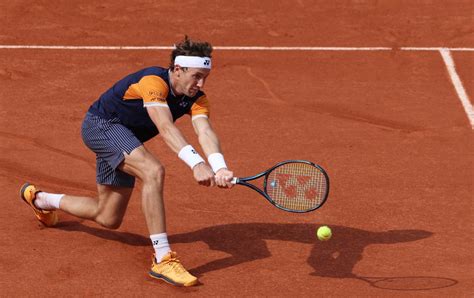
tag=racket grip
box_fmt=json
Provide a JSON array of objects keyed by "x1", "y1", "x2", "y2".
[{"x1": 231, "y1": 177, "x2": 238, "y2": 184}]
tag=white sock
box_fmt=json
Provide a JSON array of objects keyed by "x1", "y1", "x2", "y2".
[
  {"x1": 150, "y1": 233, "x2": 171, "y2": 262},
  {"x1": 34, "y1": 192, "x2": 64, "y2": 210}
]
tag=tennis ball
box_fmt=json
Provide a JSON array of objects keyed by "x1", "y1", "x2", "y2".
[{"x1": 317, "y1": 225, "x2": 332, "y2": 241}]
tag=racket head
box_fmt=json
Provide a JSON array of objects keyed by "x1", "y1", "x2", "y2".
[{"x1": 263, "y1": 160, "x2": 330, "y2": 213}]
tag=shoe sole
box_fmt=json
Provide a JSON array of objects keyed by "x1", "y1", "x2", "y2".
[
  {"x1": 20, "y1": 182, "x2": 33, "y2": 204},
  {"x1": 148, "y1": 271, "x2": 198, "y2": 287}
]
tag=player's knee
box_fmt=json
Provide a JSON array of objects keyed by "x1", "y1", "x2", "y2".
[
  {"x1": 142, "y1": 162, "x2": 165, "y2": 183},
  {"x1": 96, "y1": 215, "x2": 123, "y2": 230}
]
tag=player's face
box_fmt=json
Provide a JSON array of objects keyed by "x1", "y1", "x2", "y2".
[{"x1": 177, "y1": 67, "x2": 210, "y2": 97}]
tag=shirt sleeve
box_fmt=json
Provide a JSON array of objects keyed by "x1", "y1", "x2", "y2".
[
  {"x1": 189, "y1": 95, "x2": 210, "y2": 120},
  {"x1": 137, "y1": 75, "x2": 170, "y2": 107}
]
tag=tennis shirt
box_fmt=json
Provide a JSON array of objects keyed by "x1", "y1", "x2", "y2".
[{"x1": 88, "y1": 66, "x2": 210, "y2": 142}]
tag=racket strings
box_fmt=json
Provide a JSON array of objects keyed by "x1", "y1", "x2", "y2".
[{"x1": 266, "y1": 163, "x2": 327, "y2": 211}]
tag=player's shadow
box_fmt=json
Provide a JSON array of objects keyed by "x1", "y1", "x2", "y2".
[
  {"x1": 56, "y1": 221, "x2": 149, "y2": 246},
  {"x1": 56, "y1": 220, "x2": 452, "y2": 289},
  {"x1": 169, "y1": 223, "x2": 433, "y2": 279}
]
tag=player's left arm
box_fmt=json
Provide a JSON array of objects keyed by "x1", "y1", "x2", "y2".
[{"x1": 192, "y1": 116, "x2": 233, "y2": 188}]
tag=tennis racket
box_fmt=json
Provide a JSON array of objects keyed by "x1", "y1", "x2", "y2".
[{"x1": 231, "y1": 160, "x2": 329, "y2": 213}]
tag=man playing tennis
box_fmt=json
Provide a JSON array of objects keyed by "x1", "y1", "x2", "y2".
[{"x1": 20, "y1": 36, "x2": 233, "y2": 287}]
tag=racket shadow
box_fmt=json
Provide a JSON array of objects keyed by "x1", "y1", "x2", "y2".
[{"x1": 169, "y1": 223, "x2": 454, "y2": 288}]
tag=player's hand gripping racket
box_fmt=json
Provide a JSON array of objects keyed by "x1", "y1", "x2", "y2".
[{"x1": 231, "y1": 160, "x2": 329, "y2": 213}]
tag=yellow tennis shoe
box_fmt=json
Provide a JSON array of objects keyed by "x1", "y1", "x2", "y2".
[
  {"x1": 149, "y1": 252, "x2": 198, "y2": 287},
  {"x1": 20, "y1": 183, "x2": 58, "y2": 227}
]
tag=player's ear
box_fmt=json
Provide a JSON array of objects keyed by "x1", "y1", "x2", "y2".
[{"x1": 173, "y1": 65, "x2": 181, "y2": 77}]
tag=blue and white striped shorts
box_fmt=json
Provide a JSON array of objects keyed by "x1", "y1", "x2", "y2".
[{"x1": 81, "y1": 112, "x2": 142, "y2": 187}]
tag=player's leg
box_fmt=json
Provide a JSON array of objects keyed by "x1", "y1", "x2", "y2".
[
  {"x1": 21, "y1": 112, "x2": 138, "y2": 228},
  {"x1": 119, "y1": 145, "x2": 198, "y2": 286},
  {"x1": 58, "y1": 184, "x2": 133, "y2": 229},
  {"x1": 119, "y1": 145, "x2": 165, "y2": 235},
  {"x1": 21, "y1": 182, "x2": 133, "y2": 229},
  {"x1": 118, "y1": 145, "x2": 170, "y2": 260}
]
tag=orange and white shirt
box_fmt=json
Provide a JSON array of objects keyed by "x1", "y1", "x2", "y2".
[{"x1": 88, "y1": 66, "x2": 209, "y2": 142}]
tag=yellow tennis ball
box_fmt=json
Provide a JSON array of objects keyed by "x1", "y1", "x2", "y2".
[{"x1": 317, "y1": 226, "x2": 332, "y2": 241}]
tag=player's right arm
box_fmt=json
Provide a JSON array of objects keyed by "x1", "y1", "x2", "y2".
[
  {"x1": 136, "y1": 74, "x2": 214, "y2": 186},
  {"x1": 146, "y1": 106, "x2": 215, "y2": 186},
  {"x1": 146, "y1": 105, "x2": 187, "y2": 154}
]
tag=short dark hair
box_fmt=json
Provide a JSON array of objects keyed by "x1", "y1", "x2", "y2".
[{"x1": 169, "y1": 36, "x2": 213, "y2": 69}]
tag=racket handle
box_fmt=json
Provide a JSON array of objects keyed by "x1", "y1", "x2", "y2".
[{"x1": 231, "y1": 177, "x2": 238, "y2": 184}]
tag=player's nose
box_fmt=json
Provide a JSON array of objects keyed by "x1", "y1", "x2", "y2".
[{"x1": 196, "y1": 78, "x2": 205, "y2": 88}]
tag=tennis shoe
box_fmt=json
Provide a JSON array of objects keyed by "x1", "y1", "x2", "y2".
[
  {"x1": 149, "y1": 252, "x2": 198, "y2": 287},
  {"x1": 20, "y1": 183, "x2": 58, "y2": 227}
]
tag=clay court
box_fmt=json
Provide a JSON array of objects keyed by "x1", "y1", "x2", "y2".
[{"x1": 1, "y1": 1, "x2": 473, "y2": 296}]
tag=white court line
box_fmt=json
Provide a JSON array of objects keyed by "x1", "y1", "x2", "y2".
[
  {"x1": 439, "y1": 49, "x2": 474, "y2": 129},
  {"x1": 217, "y1": 46, "x2": 474, "y2": 51},
  {"x1": 1, "y1": 44, "x2": 473, "y2": 128},
  {"x1": 0, "y1": 45, "x2": 473, "y2": 51},
  {"x1": 0, "y1": 45, "x2": 174, "y2": 50}
]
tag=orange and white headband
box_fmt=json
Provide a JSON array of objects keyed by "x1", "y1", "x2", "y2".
[{"x1": 174, "y1": 55, "x2": 212, "y2": 69}]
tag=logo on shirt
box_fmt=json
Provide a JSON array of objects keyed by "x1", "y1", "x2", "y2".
[{"x1": 149, "y1": 90, "x2": 165, "y2": 102}]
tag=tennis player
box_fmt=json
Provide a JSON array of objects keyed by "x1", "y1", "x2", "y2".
[{"x1": 20, "y1": 36, "x2": 233, "y2": 287}]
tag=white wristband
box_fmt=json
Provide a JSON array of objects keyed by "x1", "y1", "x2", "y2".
[
  {"x1": 207, "y1": 153, "x2": 227, "y2": 173},
  {"x1": 178, "y1": 145, "x2": 205, "y2": 169}
]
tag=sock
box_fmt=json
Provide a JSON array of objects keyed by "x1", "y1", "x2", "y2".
[
  {"x1": 150, "y1": 233, "x2": 171, "y2": 262},
  {"x1": 34, "y1": 192, "x2": 64, "y2": 210}
]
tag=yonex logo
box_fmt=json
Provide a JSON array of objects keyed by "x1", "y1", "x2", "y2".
[
  {"x1": 203, "y1": 59, "x2": 210, "y2": 66},
  {"x1": 276, "y1": 173, "x2": 318, "y2": 201}
]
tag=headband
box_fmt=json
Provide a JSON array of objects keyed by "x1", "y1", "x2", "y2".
[{"x1": 174, "y1": 55, "x2": 212, "y2": 69}]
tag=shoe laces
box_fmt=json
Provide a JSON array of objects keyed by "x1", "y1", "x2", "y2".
[{"x1": 163, "y1": 256, "x2": 188, "y2": 274}]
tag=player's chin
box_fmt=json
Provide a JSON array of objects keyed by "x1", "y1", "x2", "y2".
[{"x1": 188, "y1": 89, "x2": 199, "y2": 96}]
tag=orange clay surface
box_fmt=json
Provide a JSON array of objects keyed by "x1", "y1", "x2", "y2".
[{"x1": 0, "y1": 1, "x2": 473, "y2": 296}]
